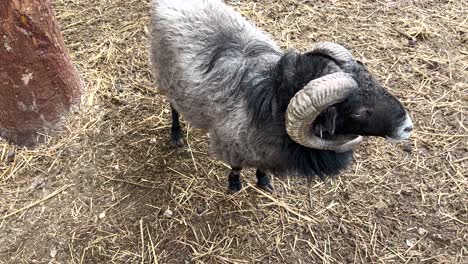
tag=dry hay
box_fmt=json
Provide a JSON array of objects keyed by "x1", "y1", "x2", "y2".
[{"x1": 0, "y1": 0, "x2": 467, "y2": 263}]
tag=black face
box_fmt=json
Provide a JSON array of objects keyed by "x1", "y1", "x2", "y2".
[
  {"x1": 246, "y1": 51, "x2": 412, "y2": 141},
  {"x1": 314, "y1": 62, "x2": 408, "y2": 139}
]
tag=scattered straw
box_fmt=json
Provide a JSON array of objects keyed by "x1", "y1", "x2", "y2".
[
  {"x1": 1, "y1": 184, "x2": 73, "y2": 220},
  {"x1": 0, "y1": 0, "x2": 466, "y2": 263},
  {"x1": 247, "y1": 183, "x2": 316, "y2": 223}
]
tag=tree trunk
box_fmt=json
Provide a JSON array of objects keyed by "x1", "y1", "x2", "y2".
[{"x1": 0, "y1": 0, "x2": 82, "y2": 146}]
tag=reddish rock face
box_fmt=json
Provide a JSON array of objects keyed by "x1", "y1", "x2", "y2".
[{"x1": 0, "y1": 0, "x2": 82, "y2": 146}]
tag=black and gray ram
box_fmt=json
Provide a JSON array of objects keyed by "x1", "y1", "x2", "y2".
[{"x1": 150, "y1": 0, "x2": 413, "y2": 192}]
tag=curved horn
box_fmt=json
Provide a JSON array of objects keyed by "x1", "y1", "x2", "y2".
[
  {"x1": 306, "y1": 42, "x2": 354, "y2": 64},
  {"x1": 286, "y1": 72, "x2": 363, "y2": 152}
]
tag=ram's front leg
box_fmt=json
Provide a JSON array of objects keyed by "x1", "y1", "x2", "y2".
[{"x1": 228, "y1": 166, "x2": 242, "y2": 193}]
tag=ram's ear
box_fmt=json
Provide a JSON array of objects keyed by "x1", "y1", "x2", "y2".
[
  {"x1": 322, "y1": 106, "x2": 337, "y2": 135},
  {"x1": 274, "y1": 52, "x2": 299, "y2": 84},
  {"x1": 314, "y1": 106, "x2": 337, "y2": 136}
]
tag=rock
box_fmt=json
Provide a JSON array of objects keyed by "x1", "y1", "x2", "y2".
[
  {"x1": 50, "y1": 247, "x2": 57, "y2": 258},
  {"x1": 196, "y1": 206, "x2": 205, "y2": 215},
  {"x1": 164, "y1": 208, "x2": 173, "y2": 217},
  {"x1": 99, "y1": 211, "x2": 106, "y2": 219},
  {"x1": 6, "y1": 150, "x2": 15, "y2": 162},
  {"x1": 27, "y1": 177, "x2": 46, "y2": 191},
  {"x1": 405, "y1": 238, "x2": 417, "y2": 247},
  {"x1": 418, "y1": 227, "x2": 428, "y2": 236}
]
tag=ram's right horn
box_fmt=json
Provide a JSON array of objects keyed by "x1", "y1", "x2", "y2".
[{"x1": 306, "y1": 42, "x2": 354, "y2": 64}]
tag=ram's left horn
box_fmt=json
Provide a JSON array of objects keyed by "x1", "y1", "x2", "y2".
[{"x1": 285, "y1": 72, "x2": 362, "y2": 152}]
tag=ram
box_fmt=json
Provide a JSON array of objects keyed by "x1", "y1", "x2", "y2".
[{"x1": 150, "y1": 0, "x2": 413, "y2": 193}]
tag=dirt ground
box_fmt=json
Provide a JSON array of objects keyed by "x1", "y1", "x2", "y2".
[{"x1": 1, "y1": 0, "x2": 467, "y2": 263}]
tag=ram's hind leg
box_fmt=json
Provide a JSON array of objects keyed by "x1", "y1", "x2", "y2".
[
  {"x1": 228, "y1": 167, "x2": 242, "y2": 193},
  {"x1": 256, "y1": 169, "x2": 274, "y2": 193},
  {"x1": 170, "y1": 104, "x2": 184, "y2": 147}
]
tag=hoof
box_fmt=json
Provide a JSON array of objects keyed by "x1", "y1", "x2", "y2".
[
  {"x1": 171, "y1": 136, "x2": 184, "y2": 147},
  {"x1": 256, "y1": 176, "x2": 274, "y2": 193},
  {"x1": 256, "y1": 182, "x2": 275, "y2": 193},
  {"x1": 227, "y1": 181, "x2": 242, "y2": 194}
]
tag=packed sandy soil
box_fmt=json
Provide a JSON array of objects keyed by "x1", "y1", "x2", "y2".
[{"x1": 1, "y1": 0, "x2": 467, "y2": 263}]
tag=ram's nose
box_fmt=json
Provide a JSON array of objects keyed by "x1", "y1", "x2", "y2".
[
  {"x1": 394, "y1": 114, "x2": 413, "y2": 140},
  {"x1": 403, "y1": 125, "x2": 413, "y2": 133}
]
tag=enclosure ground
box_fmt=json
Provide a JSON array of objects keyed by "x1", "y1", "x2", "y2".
[{"x1": 1, "y1": 0, "x2": 467, "y2": 263}]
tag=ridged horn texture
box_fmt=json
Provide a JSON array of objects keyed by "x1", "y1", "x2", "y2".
[
  {"x1": 307, "y1": 42, "x2": 354, "y2": 64},
  {"x1": 286, "y1": 72, "x2": 363, "y2": 152}
]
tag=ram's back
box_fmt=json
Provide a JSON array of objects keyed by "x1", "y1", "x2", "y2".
[{"x1": 150, "y1": 0, "x2": 280, "y2": 129}]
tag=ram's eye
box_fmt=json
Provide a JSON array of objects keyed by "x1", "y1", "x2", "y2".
[{"x1": 352, "y1": 108, "x2": 372, "y2": 119}]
